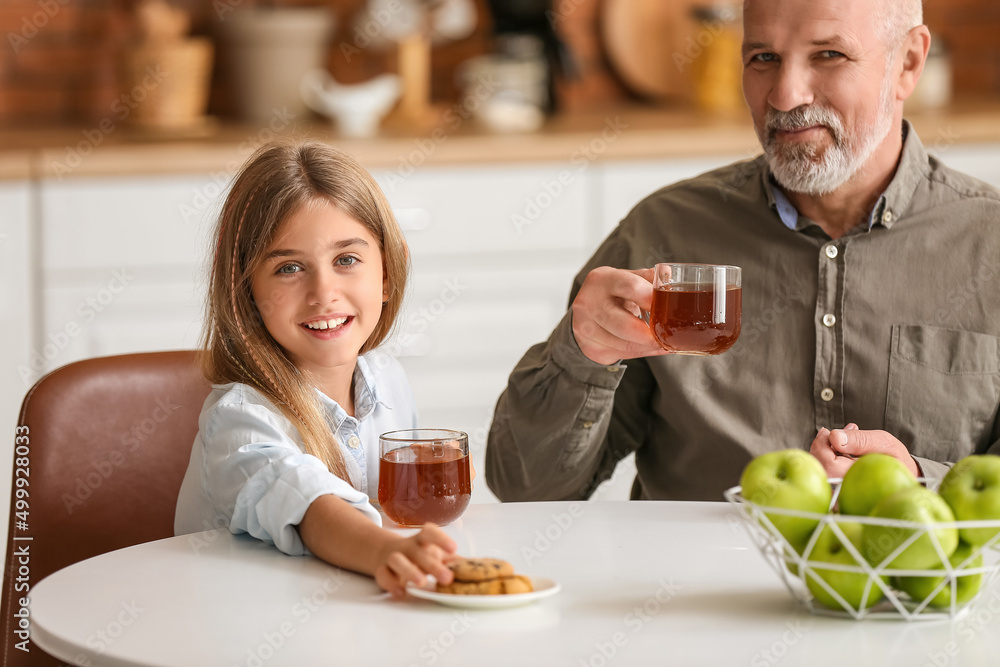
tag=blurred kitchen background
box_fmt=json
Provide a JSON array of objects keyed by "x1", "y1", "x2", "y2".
[
  {"x1": 1, "y1": 0, "x2": 999, "y2": 549},
  {"x1": 1, "y1": 0, "x2": 1000, "y2": 124}
]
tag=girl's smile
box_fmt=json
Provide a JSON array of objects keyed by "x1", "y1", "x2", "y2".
[{"x1": 301, "y1": 315, "x2": 353, "y2": 339}]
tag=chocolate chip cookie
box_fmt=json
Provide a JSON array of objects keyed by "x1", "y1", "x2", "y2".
[
  {"x1": 434, "y1": 558, "x2": 534, "y2": 595},
  {"x1": 435, "y1": 575, "x2": 534, "y2": 596},
  {"x1": 447, "y1": 557, "x2": 515, "y2": 582}
]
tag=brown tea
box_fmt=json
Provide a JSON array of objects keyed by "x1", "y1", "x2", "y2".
[
  {"x1": 651, "y1": 283, "x2": 742, "y2": 355},
  {"x1": 378, "y1": 443, "x2": 471, "y2": 527}
]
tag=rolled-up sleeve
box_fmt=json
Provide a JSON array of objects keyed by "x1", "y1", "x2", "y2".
[{"x1": 202, "y1": 393, "x2": 379, "y2": 556}]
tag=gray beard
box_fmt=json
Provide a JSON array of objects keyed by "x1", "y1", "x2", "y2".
[{"x1": 760, "y1": 78, "x2": 895, "y2": 196}]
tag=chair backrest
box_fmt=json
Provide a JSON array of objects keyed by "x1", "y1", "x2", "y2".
[{"x1": 1, "y1": 351, "x2": 210, "y2": 666}]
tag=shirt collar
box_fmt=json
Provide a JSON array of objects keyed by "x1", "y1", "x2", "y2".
[
  {"x1": 352, "y1": 354, "x2": 385, "y2": 419},
  {"x1": 314, "y1": 354, "x2": 390, "y2": 432},
  {"x1": 764, "y1": 120, "x2": 927, "y2": 234}
]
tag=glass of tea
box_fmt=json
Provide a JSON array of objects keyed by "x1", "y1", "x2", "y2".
[
  {"x1": 377, "y1": 429, "x2": 472, "y2": 527},
  {"x1": 648, "y1": 263, "x2": 742, "y2": 355}
]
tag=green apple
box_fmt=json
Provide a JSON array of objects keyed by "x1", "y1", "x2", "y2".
[
  {"x1": 838, "y1": 453, "x2": 918, "y2": 517},
  {"x1": 938, "y1": 455, "x2": 1000, "y2": 547},
  {"x1": 740, "y1": 449, "x2": 832, "y2": 553},
  {"x1": 805, "y1": 521, "x2": 885, "y2": 611},
  {"x1": 894, "y1": 541, "x2": 983, "y2": 608},
  {"x1": 862, "y1": 486, "x2": 958, "y2": 569}
]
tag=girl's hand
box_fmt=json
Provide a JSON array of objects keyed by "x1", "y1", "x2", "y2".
[{"x1": 374, "y1": 524, "x2": 458, "y2": 598}]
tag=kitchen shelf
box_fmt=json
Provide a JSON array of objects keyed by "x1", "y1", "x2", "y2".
[{"x1": 2, "y1": 98, "x2": 1000, "y2": 180}]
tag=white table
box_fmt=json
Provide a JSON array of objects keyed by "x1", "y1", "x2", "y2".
[{"x1": 29, "y1": 501, "x2": 1000, "y2": 666}]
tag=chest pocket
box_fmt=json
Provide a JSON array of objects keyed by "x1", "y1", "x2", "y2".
[{"x1": 885, "y1": 325, "x2": 1000, "y2": 461}]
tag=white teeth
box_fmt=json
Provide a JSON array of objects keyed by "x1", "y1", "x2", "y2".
[{"x1": 305, "y1": 317, "x2": 347, "y2": 330}]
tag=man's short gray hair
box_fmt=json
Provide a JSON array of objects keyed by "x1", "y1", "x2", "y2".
[{"x1": 874, "y1": 0, "x2": 923, "y2": 47}]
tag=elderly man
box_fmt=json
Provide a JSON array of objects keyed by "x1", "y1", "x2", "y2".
[{"x1": 485, "y1": 0, "x2": 1000, "y2": 502}]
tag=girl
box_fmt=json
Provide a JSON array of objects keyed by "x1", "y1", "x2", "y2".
[{"x1": 174, "y1": 140, "x2": 457, "y2": 597}]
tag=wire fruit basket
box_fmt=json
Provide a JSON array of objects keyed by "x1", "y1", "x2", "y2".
[{"x1": 725, "y1": 478, "x2": 1000, "y2": 620}]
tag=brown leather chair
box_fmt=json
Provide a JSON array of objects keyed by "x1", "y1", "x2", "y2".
[{"x1": 1, "y1": 351, "x2": 211, "y2": 666}]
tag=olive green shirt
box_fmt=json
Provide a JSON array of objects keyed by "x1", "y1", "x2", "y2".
[{"x1": 486, "y1": 122, "x2": 1000, "y2": 502}]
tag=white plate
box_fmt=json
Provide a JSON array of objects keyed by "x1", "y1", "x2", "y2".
[{"x1": 407, "y1": 576, "x2": 560, "y2": 609}]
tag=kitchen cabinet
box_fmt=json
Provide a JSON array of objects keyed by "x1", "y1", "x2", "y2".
[
  {"x1": 598, "y1": 154, "x2": 748, "y2": 237},
  {"x1": 34, "y1": 175, "x2": 218, "y2": 381}
]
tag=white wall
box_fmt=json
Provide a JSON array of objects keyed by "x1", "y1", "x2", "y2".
[{"x1": 0, "y1": 181, "x2": 34, "y2": 555}]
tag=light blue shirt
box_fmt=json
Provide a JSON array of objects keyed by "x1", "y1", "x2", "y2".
[
  {"x1": 769, "y1": 179, "x2": 887, "y2": 232},
  {"x1": 174, "y1": 352, "x2": 418, "y2": 556}
]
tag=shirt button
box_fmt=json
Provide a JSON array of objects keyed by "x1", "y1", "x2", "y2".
[
  {"x1": 822, "y1": 313, "x2": 837, "y2": 327},
  {"x1": 582, "y1": 421, "x2": 594, "y2": 429},
  {"x1": 820, "y1": 388, "x2": 835, "y2": 402},
  {"x1": 882, "y1": 210, "x2": 893, "y2": 224},
  {"x1": 606, "y1": 365, "x2": 620, "y2": 373},
  {"x1": 825, "y1": 245, "x2": 839, "y2": 259},
  {"x1": 347, "y1": 435, "x2": 361, "y2": 449}
]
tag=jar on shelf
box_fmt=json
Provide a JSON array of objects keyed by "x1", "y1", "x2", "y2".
[{"x1": 689, "y1": 3, "x2": 744, "y2": 114}]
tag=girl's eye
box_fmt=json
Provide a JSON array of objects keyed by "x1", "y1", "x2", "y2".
[
  {"x1": 336, "y1": 256, "x2": 359, "y2": 267},
  {"x1": 277, "y1": 263, "x2": 302, "y2": 275}
]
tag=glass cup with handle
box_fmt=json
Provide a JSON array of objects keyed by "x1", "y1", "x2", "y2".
[
  {"x1": 378, "y1": 429, "x2": 472, "y2": 527},
  {"x1": 646, "y1": 263, "x2": 742, "y2": 355}
]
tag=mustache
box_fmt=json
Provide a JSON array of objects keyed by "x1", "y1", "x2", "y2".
[{"x1": 765, "y1": 105, "x2": 843, "y2": 143}]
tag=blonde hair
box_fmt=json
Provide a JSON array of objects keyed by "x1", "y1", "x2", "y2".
[{"x1": 202, "y1": 140, "x2": 409, "y2": 483}]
